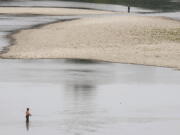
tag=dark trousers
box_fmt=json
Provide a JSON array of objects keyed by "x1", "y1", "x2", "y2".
[{"x1": 26, "y1": 116, "x2": 29, "y2": 123}]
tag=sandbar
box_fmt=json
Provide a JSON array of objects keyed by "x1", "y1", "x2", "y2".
[
  {"x1": 1, "y1": 14, "x2": 180, "y2": 69},
  {"x1": 0, "y1": 7, "x2": 112, "y2": 15}
]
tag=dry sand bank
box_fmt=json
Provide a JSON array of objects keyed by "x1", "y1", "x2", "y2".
[
  {"x1": 1, "y1": 15, "x2": 180, "y2": 69},
  {"x1": 0, "y1": 7, "x2": 112, "y2": 15}
]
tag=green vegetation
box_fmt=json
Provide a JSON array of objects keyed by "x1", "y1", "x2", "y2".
[{"x1": 150, "y1": 28, "x2": 180, "y2": 42}]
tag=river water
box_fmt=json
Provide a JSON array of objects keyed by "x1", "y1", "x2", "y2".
[
  {"x1": 0, "y1": 1, "x2": 180, "y2": 135},
  {"x1": 0, "y1": 59, "x2": 180, "y2": 135}
]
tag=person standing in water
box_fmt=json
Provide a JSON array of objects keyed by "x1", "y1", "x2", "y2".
[{"x1": 26, "y1": 108, "x2": 32, "y2": 123}]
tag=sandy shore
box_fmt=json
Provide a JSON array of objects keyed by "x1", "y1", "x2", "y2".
[
  {"x1": 1, "y1": 14, "x2": 180, "y2": 69},
  {"x1": 0, "y1": 7, "x2": 112, "y2": 15}
]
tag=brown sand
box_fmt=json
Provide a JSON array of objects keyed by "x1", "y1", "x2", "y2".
[
  {"x1": 0, "y1": 7, "x2": 112, "y2": 15},
  {"x1": 1, "y1": 15, "x2": 180, "y2": 69}
]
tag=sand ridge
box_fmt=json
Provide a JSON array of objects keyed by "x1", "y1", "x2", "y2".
[
  {"x1": 0, "y1": 7, "x2": 112, "y2": 15},
  {"x1": 1, "y1": 15, "x2": 180, "y2": 69}
]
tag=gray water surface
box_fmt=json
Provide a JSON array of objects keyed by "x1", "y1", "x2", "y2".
[
  {"x1": 0, "y1": 0, "x2": 152, "y2": 12},
  {"x1": 0, "y1": 59, "x2": 180, "y2": 135}
]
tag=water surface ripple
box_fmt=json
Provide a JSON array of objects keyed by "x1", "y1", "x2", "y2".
[{"x1": 0, "y1": 59, "x2": 180, "y2": 135}]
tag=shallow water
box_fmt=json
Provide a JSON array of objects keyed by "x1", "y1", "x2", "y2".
[
  {"x1": 0, "y1": 59, "x2": 180, "y2": 135},
  {"x1": 0, "y1": 0, "x2": 151, "y2": 12},
  {"x1": 1, "y1": 0, "x2": 180, "y2": 12}
]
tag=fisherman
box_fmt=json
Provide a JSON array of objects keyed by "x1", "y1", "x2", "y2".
[
  {"x1": 25, "y1": 108, "x2": 32, "y2": 123},
  {"x1": 128, "y1": 4, "x2": 130, "y2": 13}
]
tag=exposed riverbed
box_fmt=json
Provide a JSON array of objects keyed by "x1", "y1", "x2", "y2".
[{"x1": 0, "y1": 1, "x2": 179, "y2": 53}]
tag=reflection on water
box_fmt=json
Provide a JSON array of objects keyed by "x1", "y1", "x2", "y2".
[
  {"x1": 0, "y1": 59, "x2": 180, "y2": 135},
  {"x1": 26, "y1": 122, "x2": 30, "y2": 131}
]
